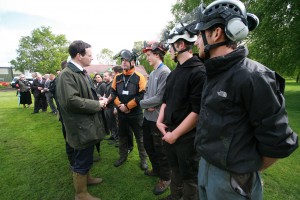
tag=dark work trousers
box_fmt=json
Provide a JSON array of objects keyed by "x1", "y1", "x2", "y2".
[
  {"x1": 116, "y1": 111, "x2": 134, "y2": 149},
  {"x1": 118, "y1": 112, "x2": 147, "y2": 161},
  {"x1": 33, "y1": 93, "x2": 47, "y2": 113},
  {"x1": 165, "y1": 137, "x2": 199, "y2": 200},
  {"x1": 127, "y1": 126, "x2": 134, "y2": 150},
  {"x1": 71, "y1": 145, "x2": 94, "y2": 175},
  {"x1": 104, "y1": 106, "x2": 118, "y2": 139},
  {"x1": 143, "y1": 118, "x2": 171, "y2": 181}
]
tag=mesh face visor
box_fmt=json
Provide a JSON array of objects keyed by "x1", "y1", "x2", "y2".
[{"x1": 113, "y1": 49, "x2": 133, "y2": 61}]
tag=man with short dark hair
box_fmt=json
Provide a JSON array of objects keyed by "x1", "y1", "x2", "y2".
[
  {"x1": 56, "y1": 40, "x2": 106, "y2": 200},
  {"x1": 103, "y1": 70, "x2": 118, "y2": 144}
]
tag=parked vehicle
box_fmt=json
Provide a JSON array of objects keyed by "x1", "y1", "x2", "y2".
[{"x1": 10, "y1": 76, "x2": 33, "y2": 88}]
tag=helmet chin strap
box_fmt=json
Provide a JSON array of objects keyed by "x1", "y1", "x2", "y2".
[
  {"x1": 171, "y1": 43, "x2": 193, "y2": 63},
  {"x1": 201, "y1": 31, "x2": 230, "y2": 59}
]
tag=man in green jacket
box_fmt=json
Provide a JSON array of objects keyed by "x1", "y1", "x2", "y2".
[{"x1": 56, "y1": 40, "x2": 106, "y2": 200}]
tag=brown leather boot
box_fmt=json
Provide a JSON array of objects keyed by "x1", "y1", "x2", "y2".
[
  {"x1": 73, "y1": 172, "x2": 100, "y2": 200},
  {"x1": 87, "y1": 172, "x2": 103, "y2": 185}
]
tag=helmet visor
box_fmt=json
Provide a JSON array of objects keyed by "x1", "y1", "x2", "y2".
[{"x1": 113, "y1": 49, "x2": 132, "y2": 61}]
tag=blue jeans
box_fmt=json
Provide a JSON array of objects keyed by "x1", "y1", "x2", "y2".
[{"x1": 198, "y1": 158, "x2": 263, "y2": 200}]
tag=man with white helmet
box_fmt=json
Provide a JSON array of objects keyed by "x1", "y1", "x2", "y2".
[
  {"x1": 193, "y1": 0, "x2": 298, "y2": 199},
  {"x1": 156, "y1": 23, "x2": 206, "y2": 200}
]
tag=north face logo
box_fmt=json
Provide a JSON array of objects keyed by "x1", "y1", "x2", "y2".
[{"x1": 217, "y1": 90, "x2": 227, "y2": 98}]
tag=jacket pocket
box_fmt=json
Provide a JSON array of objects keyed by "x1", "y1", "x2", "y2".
[{"x1": 77, "y1": 117, "x2": 99, "y2": 146}]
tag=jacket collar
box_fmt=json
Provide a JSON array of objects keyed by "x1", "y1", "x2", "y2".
[
  {"x1": 68, "y1": 62, "x2": 83, "y2": 73},
  {"x1": 177, "y1": 56, "x2": 204, "y2": 69},
  {"x1": 123, "y1": 67, "x2": 135, "y2": 75},
  {"x1": 205, "y1": 46, "x2": 248, "y2": 77}
]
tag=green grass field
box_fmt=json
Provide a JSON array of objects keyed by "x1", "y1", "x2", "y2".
[{"x1": 0, "y1": 80, "x2": 299, "y2": 200}]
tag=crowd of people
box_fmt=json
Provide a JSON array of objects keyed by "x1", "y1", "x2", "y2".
[
  {"x1": 16, "y1": 1, "x2": 298, "y2": 200},
  {"x1": 16, "y1": 71, "x2": 58, "y2": 114}
]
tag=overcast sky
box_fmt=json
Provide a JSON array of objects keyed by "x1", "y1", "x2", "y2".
[{"x1": 0, "y1": 0, "x2": 177, "y2": 66}]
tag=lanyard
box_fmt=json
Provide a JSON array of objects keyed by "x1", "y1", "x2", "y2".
[
  {"x1": 123, "y1": 73, "x2": 134, "y2": 89},
  {"x1": 157, "y1": 62, "x2": 164, "y2": 70}
]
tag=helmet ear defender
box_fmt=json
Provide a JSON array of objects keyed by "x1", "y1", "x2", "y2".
[
  {"x1": 220, "y1": 8, "x2": 249, "y2": 41},
  {"x1": 225, "y1": 16, "x2": 249, "y2": 41}
]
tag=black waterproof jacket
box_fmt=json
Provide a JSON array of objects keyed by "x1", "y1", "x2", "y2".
[
  {"x1": 195, "y1": 46, "x2": 298, "y2": 174},
  {"x1": 163, "y1": 56, "x2": 206, "y2": 143}
]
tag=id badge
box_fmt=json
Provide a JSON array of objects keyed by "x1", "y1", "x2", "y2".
[{"x1": 122, "y1": 90, "x2": 129, "y2": 95}]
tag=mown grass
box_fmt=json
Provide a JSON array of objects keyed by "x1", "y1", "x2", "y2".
[{"x1": 0, "y1": 80, "x2": 299, "y2": 200}]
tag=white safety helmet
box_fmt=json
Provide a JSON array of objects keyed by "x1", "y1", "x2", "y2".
[
  {"x1": 195, "y1": 0, "x2": 259, "y2": 42},
  {"x1": 167, "y1": 23, "x2": 197, "y2": 44}
]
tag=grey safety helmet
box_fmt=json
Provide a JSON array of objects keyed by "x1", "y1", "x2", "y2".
[{"x1": 195, "y1": 0, "x2": 259, "y2": 58}]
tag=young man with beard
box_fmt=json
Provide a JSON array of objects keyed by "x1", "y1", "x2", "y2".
[
  {"x1": 156, "y1": 23, "x2": 206, "y2": 200},
  {"x1": 103, "y1": 70, "x2": 118, "y2": 145},
  {"x1": 140, "y1": 41, "x2": 171, "y2": 195},
  {"x1": 111, "y1": 49, "x2": 148, "y2": 170}
]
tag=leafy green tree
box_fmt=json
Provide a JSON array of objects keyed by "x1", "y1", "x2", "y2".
[
  {"x1": 247, "y1": 0, "x2": 300, "y2": 81},
  {"x1": 10, "y1": 26, "x2": 69, "y2": 74},
  {"x1": 170, "y1": 0, "x2": 300, "y2": 81},
  {"x1": 96, "y1": 48, "x2": 114, "y2": 65}
]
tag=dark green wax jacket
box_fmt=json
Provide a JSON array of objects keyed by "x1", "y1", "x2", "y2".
[{"x1": 56, "y1": 62, "x2": 105, "y2": 149}]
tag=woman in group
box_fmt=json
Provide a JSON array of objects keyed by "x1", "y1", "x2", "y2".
[
  {"x1": 15, "y1": 74, "x2": 32, "y2": 108},
  {"x1": 93, "y1": 73, "x2": 106, "y2": 97}
]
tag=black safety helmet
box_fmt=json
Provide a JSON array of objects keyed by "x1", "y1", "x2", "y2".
[
  {"x1": 113, "y1": 49, "x2": 141, "y2": 68},
  {"x1": 113, "y1": 49, "x2": 135, "y2": 61}
]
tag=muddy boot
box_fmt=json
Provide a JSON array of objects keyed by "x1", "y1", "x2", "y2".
[{"x1": 73, "y1": 172, "x2": 100, "y2": 200}]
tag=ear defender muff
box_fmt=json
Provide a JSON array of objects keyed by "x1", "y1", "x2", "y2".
[{"x1": 225, "y1": 17, "x2": 249, "y2": 41}]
